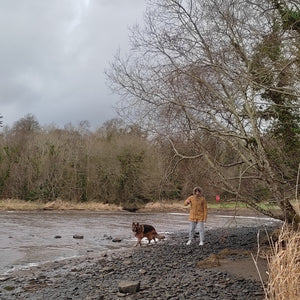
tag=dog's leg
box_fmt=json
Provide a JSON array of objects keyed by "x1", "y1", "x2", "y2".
[{"x1": 152, "y1": 234, "x2": 157, "y2": 243}]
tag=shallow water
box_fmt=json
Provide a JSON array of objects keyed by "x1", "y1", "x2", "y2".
[{"x1": 0, "y1": 210, "x2": 278, "y2": 275}]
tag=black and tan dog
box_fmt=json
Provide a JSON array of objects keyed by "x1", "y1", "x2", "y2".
[{"x1": 132, "y1": 222, "x2": 165, "y2": 246}]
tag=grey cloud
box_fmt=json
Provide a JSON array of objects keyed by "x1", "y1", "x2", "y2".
[{"x1": 0, "y1": 0, "x2": 146, "y2": 129}]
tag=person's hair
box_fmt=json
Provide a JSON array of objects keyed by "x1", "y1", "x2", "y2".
[{"x1": 193, "y1": 187, "x2": 202, "y2": 195}]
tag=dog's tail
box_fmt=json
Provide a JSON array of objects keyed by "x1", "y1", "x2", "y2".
[{"x1": 155, "y1": 234, "x2": 165, "y2": 240}]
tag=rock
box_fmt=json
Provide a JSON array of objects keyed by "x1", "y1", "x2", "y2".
[
  {"x1": 4, "y1": 286, "x2": 15, "y2": 291},
  {"x1": 71, "y1": 268, "x2": 78, "y2": 272},
  {"x1": 0, "y1": 277, "x2": 11, "y2": 282},
  {"x1": 123, "y1": 259, "x2": 132, "y2": 265},
  {"x1": 117, "y1": 292, "x2": 127, "y2": 297},
  {"x1": 112, "y1": 238, "x2": 122, "y2": 242},
  {"x1": 73, "y1": 234, "x2": 84, "y2": 239},
  {"x1": 122, "y1": 207, "x2": 139, "y2": 212},
  {"x1": 118, "y1": 280, "x2": 140, "y2": 294},
  {"x1": 103, "y1": 234, "x2": 112, "y2": 240},
  {"x1": 102, "y1": 266, "x2": 114, "y2": 273}
]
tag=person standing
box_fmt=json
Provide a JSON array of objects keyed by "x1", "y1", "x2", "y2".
[{"x1": 184, "y1": 187, "x2": 207, "y2": 246}]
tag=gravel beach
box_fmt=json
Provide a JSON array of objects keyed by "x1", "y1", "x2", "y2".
[{"x1": 0, "y1": 225, "x2": 275, "y2": 300}]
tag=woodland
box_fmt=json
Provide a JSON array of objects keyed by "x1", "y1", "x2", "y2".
[{"x1": 1, "y1": 0, "x2": 300, "y2": 226}]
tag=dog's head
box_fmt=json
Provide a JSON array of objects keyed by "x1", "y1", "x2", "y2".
[
  {"x1": 132, "y1": 222, "x2": 143, "y2": 233},
  {"x1": 132, "y1": 222, "x2": 138, "y2": 233}
]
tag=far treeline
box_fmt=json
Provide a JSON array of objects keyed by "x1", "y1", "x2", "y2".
[
  {"x1": 0, "y1": 110, "x2": 299, "y2": 225},
  {"x1": 0, "y1": 115, "x2": 215, "y2": 208}
]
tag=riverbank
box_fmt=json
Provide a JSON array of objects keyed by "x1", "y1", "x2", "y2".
[
  {"x1": 0, "y1": 198, "x2": 278, "y2": 216},
  {"x1": 0, "y1": 225, "x2": 276, "y2": 300}
]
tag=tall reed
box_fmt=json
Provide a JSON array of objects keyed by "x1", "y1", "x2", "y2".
[{"x1": 266, "y1": 224, "x2": 300, "y2": 300}]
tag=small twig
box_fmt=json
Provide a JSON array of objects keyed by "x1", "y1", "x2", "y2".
[
  {"x1": 251, "y1": 229, "x2": 269, "y2": 297},
  {"x1": 251, "y1": 252, "x2": 268, "y2": 296}
]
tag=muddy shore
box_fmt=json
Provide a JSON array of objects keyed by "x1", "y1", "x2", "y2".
[{"x1": 0, "y1": 224, "x2": 276, "y2": 300}]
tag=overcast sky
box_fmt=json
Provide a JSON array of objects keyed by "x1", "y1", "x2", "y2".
[{"x1": 0, "y1": 0, "x2": 146, "y2": 130}]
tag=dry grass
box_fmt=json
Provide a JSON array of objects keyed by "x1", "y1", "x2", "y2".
[
  {"x1": 197, "y1": 254, "x2": 220, "y2": 268},
  {"x1": 43, "y1": 198, "x2": 121, "y2": 211},
  {"x1": 0, "y1": 198, "x2": 122, "y2": 211},
  {"x1": 142, "y1": 201, "x2": 186, "y2": 211},
  {"x1": 0, "y1": 198, "x2": 279, "y2": 213},
  {"x1": 217, "y1": 248, "x2": 250, "y2": 258},
  {"x1": 0, "y1": 198, "x2": 43, "y2": 210},
  {"x1": 197, "y1": 248, "x2": 250, "y2": 269},
  {"x1": 0, "y1": 199, "x2": 188, "y2": 212},
  {"x1": 266, "y1": 224, "x2": 300, "y2": 300},
  {"x1": 291, "y1": 199, "x2": 300, "y2": 216},
  {"x1": 142, "y1": 200, "x2": 256, "y2": 211}
]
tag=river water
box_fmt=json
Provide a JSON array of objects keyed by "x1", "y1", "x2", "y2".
[{"x1": 0, "y1": 210, "x2": 279, "y2": 275}]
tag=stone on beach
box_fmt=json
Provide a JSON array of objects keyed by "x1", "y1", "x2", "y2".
[
  {"x1": 118, "y1": 280, "x2": 140, "y2": 293},
  {"x1": 73, "y1": 234, "x2": 84, "y2": 239},
  {"x1": 112, "y1": 238, "x2": 122, "y2": 242}
]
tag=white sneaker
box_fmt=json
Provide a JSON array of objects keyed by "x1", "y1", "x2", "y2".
[
  {"x1": 199, "y1": 241, "x2": 204, "y2": 246},
  {"x1": 186, "y1": 240, "x2": 192, "y2": 245}
]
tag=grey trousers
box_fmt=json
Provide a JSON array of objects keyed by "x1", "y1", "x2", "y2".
[{"x1": 189, "y1": 221, "x2": 204, "y2": 242}]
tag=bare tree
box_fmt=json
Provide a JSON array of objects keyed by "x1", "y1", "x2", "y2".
[
  {"x1": 107, "y1": 0, "x2": 300, "y2": 223},
  {"x1": 12, "y1": 114, "x2": 41, "y2": 132}
]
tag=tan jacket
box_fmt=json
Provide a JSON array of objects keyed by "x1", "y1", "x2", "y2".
[{"x1": 184, "y1": 195, "x2": 207, "y2": 222}]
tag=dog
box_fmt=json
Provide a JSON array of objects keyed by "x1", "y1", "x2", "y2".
[{"x1": 132, "y1": 222, "x2": 165, "y2": 246}]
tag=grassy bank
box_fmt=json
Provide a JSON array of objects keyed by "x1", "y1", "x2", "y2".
[
  {"x1": 0, "y1": 198, "x2": 280, "y2": 213},
  {"x1": 0, "y1": 198, "x2": 121, "y2": 211}
]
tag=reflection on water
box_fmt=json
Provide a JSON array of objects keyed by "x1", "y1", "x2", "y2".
[{"x1": 0, "y1": 210, "x2": 279, "y2": 274}]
